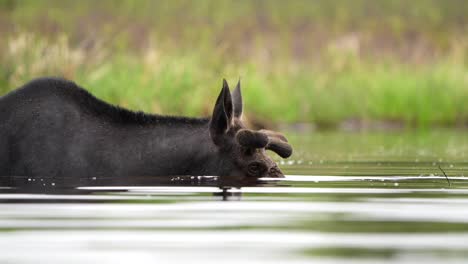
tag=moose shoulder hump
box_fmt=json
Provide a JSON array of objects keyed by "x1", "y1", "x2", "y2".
[{"x1": 14, "y1": 77, "x2": 209, "y2": 126}]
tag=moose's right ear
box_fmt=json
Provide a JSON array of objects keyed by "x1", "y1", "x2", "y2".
[
  {"x1": 232, "y1": 79, "x2": 243, "y2": 118},
  {"x1": 210, "y1": 79, "x2": 233, "y2": 145}
]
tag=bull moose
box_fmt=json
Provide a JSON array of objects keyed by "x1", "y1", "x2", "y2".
[{"x1": 0, "y1": 78, "x2": 292, "y2": 184}]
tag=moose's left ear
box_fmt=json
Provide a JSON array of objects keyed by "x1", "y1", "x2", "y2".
[
  {"x1": 232, "y1": 79, "x2": 243, "y2": 118},
  {"x1": 210, "y1": 79, "x2": 233, "y2": 145}
]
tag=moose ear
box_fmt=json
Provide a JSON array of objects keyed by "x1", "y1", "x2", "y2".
[
  {"x1": 232, "y1": 78, "x2": 243, "y2": 118},
  {"x1": 210, "y1": 79, "x2": 233, "y2": 145}
]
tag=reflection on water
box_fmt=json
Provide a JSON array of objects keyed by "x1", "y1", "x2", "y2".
[{"x1": 2, "y1": 129, "x2": 468, "y2": 263}]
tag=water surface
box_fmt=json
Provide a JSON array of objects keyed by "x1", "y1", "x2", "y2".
[{"x1": 2, "y1": 129, "x2": 468, "y2": 263}]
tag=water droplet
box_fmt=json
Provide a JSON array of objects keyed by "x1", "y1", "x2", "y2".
[
  {"x1": 92, "y1": 177, "x2": 97, "y2": 180},
  {"x1": 450, "y1": 164, "x2": 454, "y2": 168},
  {"x1": 394, "y1": 183, "x2": 399, "y2": 186},
  {"x1": 51, "y1": 183, "x2": 55, "y2": 186}
]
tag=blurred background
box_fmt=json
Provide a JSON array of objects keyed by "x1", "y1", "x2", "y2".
[
  {"x1": 4, "y1": 3, "x2": 468, "y2": 263},
  {"x1": 1, "y1": 0, "x2": 468, "y2": 129}
]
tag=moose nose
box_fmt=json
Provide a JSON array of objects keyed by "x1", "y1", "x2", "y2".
[{"x1": 269, "y1": 166, "x2": 285, "y2": 178}]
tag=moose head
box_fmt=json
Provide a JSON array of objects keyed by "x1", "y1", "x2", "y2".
[{"x1": 208, "y1": 79, "x2": 292, "y2": 178}]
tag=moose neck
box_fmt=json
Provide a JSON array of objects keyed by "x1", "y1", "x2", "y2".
[{"x1": 124, "y1": 117, "x2": 222, "y2": 176}]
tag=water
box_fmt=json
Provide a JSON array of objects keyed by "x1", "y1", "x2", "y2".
[{"x1": 2, "y1": 129, "x2": 468, "y2": 263}]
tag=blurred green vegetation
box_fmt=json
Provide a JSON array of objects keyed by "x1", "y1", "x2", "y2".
[{"x1": 1, "y1": 0, "x2": 468, "y2": 128}]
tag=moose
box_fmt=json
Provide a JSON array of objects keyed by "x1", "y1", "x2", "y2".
[{"x1": 0, "y1": 77, "x2": 292, "y2": 185}]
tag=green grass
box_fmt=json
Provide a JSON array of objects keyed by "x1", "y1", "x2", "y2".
[{"x1": 1, "y1": 0, "x2": 468, "y2": 128}]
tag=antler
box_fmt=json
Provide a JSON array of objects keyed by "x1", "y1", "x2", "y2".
[
  {"x1": 236, "y1": 129, "x2": 269, "y2": 149},
  {"x1": 236, "y1": 129, "x2": 293, "y2": 158},
  {"x1": 265, "y1": 137, "x2": 292, "y2": 158},
  {"x1": 260, "y1": 130, "x2": 292, "y2": 158},
  {"x1": 259, "y1": 129, "x2": 288, "y2": 143}
]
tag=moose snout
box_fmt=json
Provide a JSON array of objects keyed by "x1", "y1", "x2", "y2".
[{"x1": 268, "y1": 166, "x2": 285, "y2": 178}]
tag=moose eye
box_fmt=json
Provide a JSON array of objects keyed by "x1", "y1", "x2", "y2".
[{"x1": 248, "y1": 162, "x2": 265, "y2": 176}]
